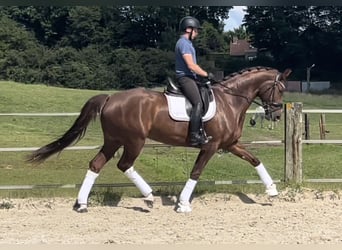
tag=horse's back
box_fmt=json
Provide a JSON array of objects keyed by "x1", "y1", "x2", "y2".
[
  {"x1": 104, "y1": 88, "x2": 165, "y2": 110},
  {"x1": 100, "y1": 88, "x2": 167, "y2": 137}
]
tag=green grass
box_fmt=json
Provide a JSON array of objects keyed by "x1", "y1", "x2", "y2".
[{"x1": 0, "y1": 80, "x2": 341, "y2": 198}]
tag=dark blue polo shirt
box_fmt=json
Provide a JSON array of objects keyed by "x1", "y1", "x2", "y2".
[{"x1": 175, "y1": 36, "x2": 197, "y2": 79}]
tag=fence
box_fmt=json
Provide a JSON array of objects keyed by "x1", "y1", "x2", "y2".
[
  {"x1": 284, "y1": 103, "x2": 342, "y2": 183},
  {"x1": 1, "y1": 105, "x2": 341, "y2": 190}
]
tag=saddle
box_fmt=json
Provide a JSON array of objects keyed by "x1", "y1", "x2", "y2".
[{"x1": 164, "y1": 77, "x2": 216, "y2": 122}]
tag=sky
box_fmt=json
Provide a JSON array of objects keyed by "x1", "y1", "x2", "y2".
[{"x1": 224, "y1": 6, "x2": 246, "y2": 31}]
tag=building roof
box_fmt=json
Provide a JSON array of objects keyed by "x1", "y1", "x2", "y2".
[{"x1": 230, "y1": 38, "x2": 257, "y2": 57}]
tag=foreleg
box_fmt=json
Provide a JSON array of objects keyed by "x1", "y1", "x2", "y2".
[
  {"x1": 227, "y1": 143, "x2": 278, "y2": 196},
  {"x1": 177, "y1": 145, "x2": 217, "y2": 213}
]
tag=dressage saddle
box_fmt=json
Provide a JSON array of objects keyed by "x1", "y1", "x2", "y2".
[{"x1": 165, "y1": 77, "x2": 213, "y2": 116}]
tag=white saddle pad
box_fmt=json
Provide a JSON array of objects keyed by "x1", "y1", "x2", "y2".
[{"x1": 164, "y1": 93, "x2": 216, "y2": 122}]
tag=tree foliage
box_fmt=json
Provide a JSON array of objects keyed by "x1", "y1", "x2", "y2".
[
  {"x1": 0, "y1": 6, "x2": 341, "y2": 90},
  {"x1": 0, "y1": 6, "x2": 233, "y2": 89},
  {"x1": 0, "y1": 15, "x2": 45, "y2": 83},
  {"x1": 244, "y1": 6, "x2": 342, "y2": 82},
  {"x1": 196, "y1": 21, "x2": 226, "y2": 54}
]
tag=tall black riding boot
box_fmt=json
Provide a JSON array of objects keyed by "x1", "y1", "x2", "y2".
[{"x1": 189, "y1": 103, "x2": 209, "y2": 146}]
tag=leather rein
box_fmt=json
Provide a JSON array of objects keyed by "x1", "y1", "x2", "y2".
[{"x1": 217, "y1": 73, "x2": 285, "y2": 113}]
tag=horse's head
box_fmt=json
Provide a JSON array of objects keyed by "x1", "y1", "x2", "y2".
[{"x1": 258, "y1": 68, "x2": 291, "y2": 121}]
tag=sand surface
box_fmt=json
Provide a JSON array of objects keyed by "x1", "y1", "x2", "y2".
[{"x1": 0, "y1": 188, "x2": 341, "y2": 244}]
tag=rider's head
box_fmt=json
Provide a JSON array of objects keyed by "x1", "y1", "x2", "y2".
[{"x1": 179, "y1": 16, "x2": 201, "y2": 40}]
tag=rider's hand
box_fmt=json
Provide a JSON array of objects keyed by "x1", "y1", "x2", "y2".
[
  {"x1": 207, "y1": 72, "x2": 215, "y2": 81},
  {"x1": 206, "y1": 72, "x2": 217, "y2": 83}
]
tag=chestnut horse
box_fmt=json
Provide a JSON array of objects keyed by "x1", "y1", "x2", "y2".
[{"x1": 28, "y1": 66, "x2": 291, "y2": 213}]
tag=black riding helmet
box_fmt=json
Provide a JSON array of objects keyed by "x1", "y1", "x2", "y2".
[
  {"x1": 179, "y1": 16, "x2": 201, "y2": 32},
  {"x1": 179, "y1": 16, "x2": 201, "y2": 41}
]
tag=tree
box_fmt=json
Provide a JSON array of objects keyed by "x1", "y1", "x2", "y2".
[
  {"x1": 139, "y1": 48, "x2": 175, "y2": 87},
  {"x1": 186, "y1": 6, "x2": 232, "y2": 32},
  {"x1": 66, "y1": 6, "x2": 103, "y2": 49},
  {"x1": 224, "y1": 26, "x2": 249, "y2": 42},
  {"x1": 7, "y1": 6, "x2": 342, "y2": 90},
  {"x1": 115, "y1": 6, "x2": 232, "y2": 49},
  {"x1": 109, "y1": 49, "x2": 147, "y2": 89},
  {"x1": 0, "y1": 15, "x2": 45, "y2": 83},
  {"x1": 1, "y1": 6, "x2": 70, "y2": 47},
  {"x1": 244, "y1": 6, "x2": 342, "y2": 83},
  {"x1": 196, "y1": 21, "x2": 226, "y2": 54}
]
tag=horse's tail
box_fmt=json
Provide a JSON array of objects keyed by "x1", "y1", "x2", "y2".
[{"x1": 27, "y1": 94, "x2": 110, "y2": 164}]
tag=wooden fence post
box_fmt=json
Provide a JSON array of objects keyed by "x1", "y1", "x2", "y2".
[
  {"x1": 319, "y1": 114, "x2": 326, "y2": 140},
  {"x1": 284, "y1": 102, "x2": 303, "y2": 183},
  {"x1": 304, "y1": 113, "x2": 310, "y2": 140}
]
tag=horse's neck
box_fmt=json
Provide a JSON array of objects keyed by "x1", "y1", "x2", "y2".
[
  {"x1": 236, "y1": 73, "x2": 269, "y2": 97},
  {"x1": 221, "y1": 72, "x2": 271, "y2": 114}
]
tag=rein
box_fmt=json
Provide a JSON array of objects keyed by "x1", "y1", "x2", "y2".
[
  {"x1": 216, "y1": 73, "x2": 285, "y2": 112},
  {"x1": 216, "y1": 82, "x2": 261, "y2": 106}
]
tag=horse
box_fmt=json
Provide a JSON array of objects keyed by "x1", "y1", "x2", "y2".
[{"x1": 27, "y1": 66, "x2": 291, "y2": 213}]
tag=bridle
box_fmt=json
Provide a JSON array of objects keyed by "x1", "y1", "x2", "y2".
[
  {"x1": 218, "y1": 73, "x2": 286, "y2": 115},
  {"x1": 258, "y1": 74, "x2": 286, "y2": 117}
]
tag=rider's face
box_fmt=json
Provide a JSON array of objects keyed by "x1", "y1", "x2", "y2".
[
  {"x1": 192, "y1": 28, "x2": 199, "y2": 38},
  {"x1": 185, "y1": 27, "x2": 199, "y2": 39}
]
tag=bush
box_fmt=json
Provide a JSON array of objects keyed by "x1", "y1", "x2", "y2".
[
  {"x1": 0, "y1": 16, "x2": 45, "y2": 83},
  {"x1": 139, "y1": 48, "x2": 175, "y2": 87}
]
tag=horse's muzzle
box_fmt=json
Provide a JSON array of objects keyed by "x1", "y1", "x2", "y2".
[{"x1": 264, "y1": 103, "x2": 283, "y2": 121}]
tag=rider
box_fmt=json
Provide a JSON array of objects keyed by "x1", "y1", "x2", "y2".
[{"x1": 175, "y1": 16, "x2": 215, "y2": 146}]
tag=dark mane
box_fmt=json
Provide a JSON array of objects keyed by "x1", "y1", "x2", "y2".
[{"x1": 222, "y1": 66, "x2": 275, "y2": 82}]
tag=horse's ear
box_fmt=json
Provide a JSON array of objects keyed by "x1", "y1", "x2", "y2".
[{"x1": 281, "y1": 68, "x2": 292, "y2": 80}]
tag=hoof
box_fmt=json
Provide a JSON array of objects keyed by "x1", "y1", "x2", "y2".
[
  {"x1": 266, "y1": 183, "x2": 278, "y2": 197},
  {"x1": 176, "y1": 202, "x2": 192, "y2": 213},
  {"x1": 144, "y1": 200, "x2": 153, "y2": 208},
  {"x1": 73, "y1": 200, "x2": 88, "y2": 213},
  {"x1": 143, "y1": 193, "x2": 154, "y2": 208},
  {"x1": 75, "y1": 207, "x2": 88, "y2": 213}
]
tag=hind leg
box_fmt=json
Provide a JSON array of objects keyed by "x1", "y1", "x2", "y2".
[
  {"x1": 118, "y1": 139, "x2": 154, "y2": 208},
  {"x1": 73, "y1": 141, "x2": 121, "y2": 213}
]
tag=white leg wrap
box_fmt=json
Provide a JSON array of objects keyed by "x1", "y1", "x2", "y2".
[
  {"x1": 177, "y1": 179, "x2": 197, "y2": 213},
  {"x1": 77, "y1": 170, "x2": 99, "y2": 205},
  {"x1": 255, "y1": 163, "x2": 278, "y2": 196},
  {"x1": 179, "y1": 179, "x2": 197, "y2": 205},
  {"x1": 255, "y1": 163, "x2": 273, "y2": 187},
  {"x1": 124, "y1": 166, "x2": 152, "y2": 197}
]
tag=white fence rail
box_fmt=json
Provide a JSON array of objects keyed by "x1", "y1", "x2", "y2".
[
  {"x1": 1, "y1": 107, "x2": 341, "y2": 190},
  {"x1": 1, "y1": 109, "x2": 341, "y2": 153}
]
